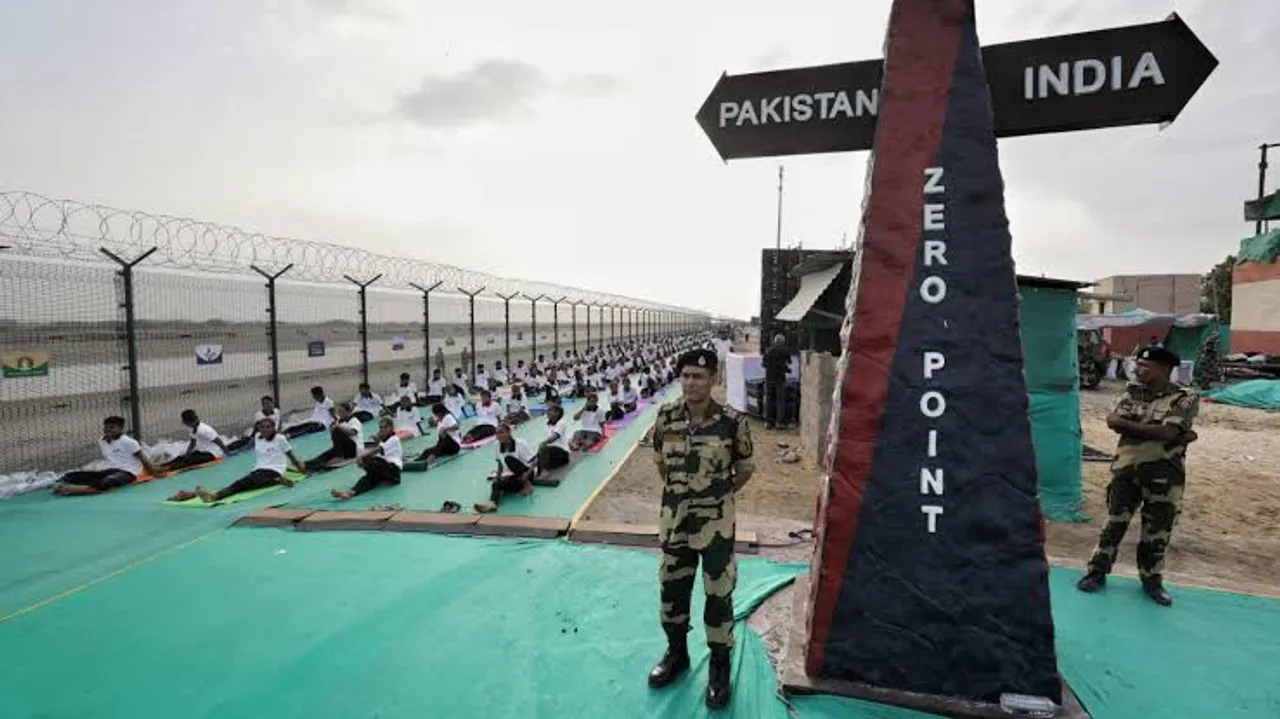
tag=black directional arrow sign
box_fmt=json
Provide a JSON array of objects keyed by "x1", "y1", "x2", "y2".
[{"x1": 697, "y1": 13, "x2": 1218, "y2": 160}]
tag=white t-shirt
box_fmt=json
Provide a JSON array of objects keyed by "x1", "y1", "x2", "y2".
[
  {"x1": 474, "y1": 401, "x2": 501, "y2": 427},
  {"x1": 577, "y1": 408, "x2": 603, "y2": 433},
  {"x1": 253, "y1": 434, "x2": 293, "y2": 475},
  {"x1": 452, "y1": 375, "x2": 469, "y2": 393},
  {"x1": 99, "y1": 435, "x2": 143, "y2": 476},
  {"x1": 496, "y1": 438, "x2": 536, "y2": 475},
  {"x1": 504, "y1": 396, "x2": 527, "y2": 415},
  {"x1": 546, "y1": 417, "x2": 570, "y2": 451},
  {"x1": 379, "y1": 435, "x2": 404, "y2": 469},
  {"x1": 443, "y1": 394, "x2": 465, "y2": 418},
  {"x1": 428, "y1": 378, "x2": 446, "y2": 395},
  {"x1": 494, "y1": 368, "x2": 508, "y2": 384},
  {"x1": 253, "y1": 408, "x2": 282, "y2": 432},
  {"x1": 336, "y1": 416, "x2": 364, "y2": 446},
  {"x1": 475, "y1": 371, "x2": 489, "y2": 389},
  {"x1": 513, "y1": 366, "x2": 527, "y2": 381},
  {"x1": 620, "y1": 388, "x2": 638, "y2": 405},
  {"x1": 191, "y1": 422, "x2": 225, "y2": 459},
  {"x1": 605, "y1": 366, "x2": 618, "y2": 381},
  {"x1": 436, "y1": 413, "x2": 462, "y2": 446},
  {"x1": 311, "y1": 397, "x2": 335, "y2": 427},
  {"x1": 395, "y1": 406, "x2": 422, "y2": 433},
  {"x1": 355, "y1": 393, "x2": 384, "y2": 415},
  {"x1": 395, "y1": 383, "x2": 418, "y2": 402}
]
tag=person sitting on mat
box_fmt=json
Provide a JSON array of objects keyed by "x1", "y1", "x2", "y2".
[
  {"x1": 352, "y1": 383, "x2": 384, "y2": 422},
  {"x1": 284, "y1": 386, "x2": 334, "y2": 438},
  {"x1": 569, "y1": 393, "x2": 605, "y2": 451},
  {"x1": 492, "y1": 361, "x2": 508, "y2": 388},
  {"x1": 474, "y1": 422, "x2": 535, "y2": 513},
  {"x1": 331, "y1": 419, "x2": 404, "y2": 500},
  {"x1": 227, "y1": 395, "x2": 282, "y2": 453},
  {"x1": 463, "y1": 390, "x2": 502, "y2": 443},
  {"x1": 303, "y1": 402, "x2": 362, "y2": 471},
  {"x1": 404, "y1": 403, "x2": 463, "y2": 471},
  {"x1": 169, "y1": 418, "x2": 308, "y2": 504},
  {"x1": 542, "y1": 370, "x2": 561, "y2": 404},
  {"x1": 154, "y1": 410, "x2": 229, "y2": 473},
  {"x1": 604, "y1": 380, "x2": 627, "y2": 421},
  {"x1": 513, "y1": 359, "x2": 528, "y2": 384},
  {"x1": 474, "y1": 363, "x2": 490, "y2": 392},
  {"x1": 443, "y1": 384, "x2": 471, "y2": 421},
  {"x1": 392, "y1": 372, "x2": 418, "y2": 406},
  {"x1": 55, "y1": 416, "x2": 163, "y2": 496},
  {"x1": 533, "y1": 404, "x2": 572, "y2": 478},
  {"x1": 393, "y1": 395, "x2": 425, "y2": 438},
  {"x1": 425, "y1": 369, "x2": 446, "y2": 405},
  {"x1": 451, "y1": 367, "x2": 469, "y2": 396},
  {"x1": 618, "y1": 378, "x2": 639, "y2": 413},
  {"x1": 503, "y1": 385, "x2": 531, "y2": 425}
]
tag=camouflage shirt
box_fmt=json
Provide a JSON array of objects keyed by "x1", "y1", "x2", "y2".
[
  {"x1": 1111, "y1": 381, "x2": 1199, "y2": 477},
  {"x1": 651, "y1": 399, "x2": 754, "y2": 549}
]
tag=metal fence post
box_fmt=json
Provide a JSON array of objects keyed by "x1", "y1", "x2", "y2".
[
  {"x1": 409, "y1": 281, "x2": 443, "y2": 385},
  {"x1": 570, "y1": 302, "x2": 580, "y2": 354},
  {"x1": 100, "y1": 246, "x2": 158, "y2": 441},
  {"x1": 343, "y1": 274, "x2": 382, "y2": 387},
  {"x1": 496, "y1": 291, "x2": 517, "y2": 370},
  {"x1": 250, "y1": 263, "x2": 294, "y2": 405},
  {"x1": 522, "y1": 293, "x2": 548, "y2": 364},
  {"x1": 610, "y1": 304, "x2": 617, "y2": 344},
  {"x1": 552, "y1": 296, "x2": 567, "y2": 359},
  {"x1": 458, "y1": 286, "x2": 485, "y2": 381}
]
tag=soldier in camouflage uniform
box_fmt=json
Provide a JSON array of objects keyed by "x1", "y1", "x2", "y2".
[
  {"x1": 1078, "y1": 346, "x2": 1199, "y2": 606},
  {"x1": 647, "y1": 347, "x2": 754, "y2": 710}
]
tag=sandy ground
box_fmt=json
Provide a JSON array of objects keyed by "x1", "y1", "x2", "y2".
[{"x1": 578, "y1": 376, "x2": 1280, "y2": 670}]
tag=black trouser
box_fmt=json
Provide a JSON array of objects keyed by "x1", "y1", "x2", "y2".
[
  {"x1": 352, "y1": 410, "x2": 375, "y2": 423},
  {"x1": 305, "y1": 427, "x2": 359, "y2": 470},
  {"x1": 405, "y1": 433, "x2": 461, "y2": 470},
  {"x1": 764, "y1": 379, "x2": 789, "y2": 427},
  {"x1": 623, "y1": 401, "x2": 637, "y2": 414},
  {"x1": 607, "y1": 405, "x2": 625, "y2": 421},
  {"x1": 538, "y1": 445, "x2": 570, "y2": 471},
  {"x1": 284, "y1": 422, "x2": 327, "y2": 438},
  {"x1": 490, "y1": 456, "x2": 532, "y2": 503},
  {"x1": 423, "y1": 394, "x2": 442, "y2": 406},
  {"x1": 215, "y1": 469, "x2": 284, "y2": 501},
  {"x1": 463, "y1": 423, "x2": 497, "y2": 444},
  {"x1": 167, "y1": 450, "x2": 216, "y2": 470},
  {"x1": 59, "y1": 469, "x2": 136, "y2": 491},
  {"x1": 226, "y1": 435, "x2": 254, "y2": 453},
  {"x1": 349, "y1": 457, "x2": 401, "y2": 496}
]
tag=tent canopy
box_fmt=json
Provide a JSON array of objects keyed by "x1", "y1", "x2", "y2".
[
  {"x1": 775, "y1": 261, "x2": 843, "y2": 322},
  {"x1": 1077, "y1": 308, "x2": 1218, "y2": 331}
]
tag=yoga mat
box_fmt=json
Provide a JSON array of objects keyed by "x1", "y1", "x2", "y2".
[
  {"x1": 163, "y1": 469, "x2": 308, "y2": 508},
  {"x1": 461, "y1": 435, "x2": 497, "y2": 450}
]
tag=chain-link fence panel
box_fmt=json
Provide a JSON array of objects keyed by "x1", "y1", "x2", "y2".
[
  {"x1": 0, "y1": 256, "x2": 128, "y2": 473},
  {"x1": 366, "y1": 286, "x2": 424, "y2": 398},
  {"x1": 472, "y1": 296, "x2": 504, "y2": 383},
  {"x1": 430, "y1": 292, "x2": 470, "y2": 384},
  {"x1": 275, "y1": 280, "x2": 359, "y2": 419}
]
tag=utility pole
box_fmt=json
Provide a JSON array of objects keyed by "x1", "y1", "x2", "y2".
[{"x1": 1257, "y1": 142, "x2": 1280, "y2": 236}]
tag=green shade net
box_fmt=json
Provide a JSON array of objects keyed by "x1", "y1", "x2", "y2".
[
  {"x1": 1018, "y1": 285, "x2": 1085, "y2": 521},
  {"x1": 1205, "y1": 379, "x2": 1280, "y2": 411},
  {"x1": 1236, "y1": 229, "x2": 1280, "y2": 264}
]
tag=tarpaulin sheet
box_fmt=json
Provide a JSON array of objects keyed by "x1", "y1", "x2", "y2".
[
  {"x1": 806, "y1": 0, "x2": 1059, "y2": 703},
  {"x1": 1204, "y1": 379, "x2": 1280, "y2": 410}
]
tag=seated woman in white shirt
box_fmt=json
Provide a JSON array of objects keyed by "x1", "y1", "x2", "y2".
[
  {"x1": 227, "y1": 395, "x2": 283, "y2": 454},
  {"x1": 462, "y1": 390, "x2": 502, "y2": 444},
  {"x1": 503, "y1": 385, "x2": 531, "y2": 425},
  {"x1": 405, "y1": 403, "x2": 463, "y2": 471},
  {"x1": 169, "y1": 418, "x2": 307, "y2": 504},
  {"x1": 332, "y1": 419, "x2": 403, "y2": 500},
  {"x1": 569, "y1": 393, "x2": 606, "y2": 451},
  {"x1": 352, "y1": 383, "x2": 385, "y2": 422},
  {"x1": 56, "y1": 416, "x2": 163, "y2": 496},
  {"x1": 473, "y1": 422, "x2": 535, "y2": 513},
  {"x1": 534, "y1": 405, "x2": 572, "y2": 477},
  {"x1": 155, "y1": 409, "x2": 230, "y2": 472},
  {"x1": 283, "y1": 386, "x2": 335, "y2": 438},
  {"x1": 302, "y1": 402, "x2": 363, "y2": 471},
  {"x1": 393, "y1": 395, "x2": 425, "y2": 438},
  {"x1": 424, "y1": 369, "x2": 447, "y2": 405}
]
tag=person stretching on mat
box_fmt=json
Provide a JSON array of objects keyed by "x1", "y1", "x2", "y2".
[
  {"x1": 169, "y1": 418, "x2": 308, "y2": 504},
  {"x1": 569, "y1": 393, "x2": 605, "y2": 451},
  {"x1": 332, "y1": 419, "x2": 403, "y2": 500},
  {"x1": 303, "y1": 402, "x2": 362, "y2": 471},
  {"x1": 605, "y1": 380, "x2": 627, "y2": 422},
  {"x1": 451, "y1": 367, "x2": 469, "y2": 396},
  {"x1": 503, "y1": 384, "x2": 531, "y2": 425},
  {"x1": 284, "y1": 386, "x2": 334, "y2": 438},
  {"x1": 404, "y1": 403, "x2": 463, "y2": 471},
  {"x1": 443, "y1": 384, "x2": 470, "y2": 421},
  {"x1": 619, "y1": 378, "x2": 639, "y2": 414},
  {"x1": 394, "y1": 395, "x2": 425, "y2": 437},
  {"x1": 227, "y1": 395, "x2": 282, "y2": 453},
  {"x1": 474, "y1": 422, "x2": 535, "y2": 513},
  {"x1": 352, "y1": 383, "x2": 384, "y2": 422},
  {"x1": 474, "y1": 363, "x2": 490, "y2": 392},
  {"x1": 393, "y1": 372, "x2": 418, "y2": 406},
  {"x1": 533, "y1": 405, "x2": 571, "y2": 478},
  {"x1": 492, "y1": 361, "x2": 508, "y2": 388},
  {"x1": 155, "y1": 410, "x2": 229, "y2": 473},
  {"x1": 425, "y1": 369, "x2": 446, "y2": 405},
  {"x1": 462, "y1": 390, "x2": 501, "y2": 444},
  {"x1": 56, "y1": 416, "x2": 163, "y2": 496}
]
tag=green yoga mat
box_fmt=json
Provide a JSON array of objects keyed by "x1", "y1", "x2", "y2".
[{"x1": 164, "y1": 469, "x2": 308, "y2": 508}]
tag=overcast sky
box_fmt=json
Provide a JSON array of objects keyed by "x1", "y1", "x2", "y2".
[{"x1": 1, "y1": 0, "x2": 1275, "y2": 319}]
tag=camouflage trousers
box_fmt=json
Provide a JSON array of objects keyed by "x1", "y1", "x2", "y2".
[
  {"x1": 1087, "y1": 467, "x2": 1185, "y2": 580},
  {"x1": 659, "y1": 532, "x2": 737, "y2": 651}
]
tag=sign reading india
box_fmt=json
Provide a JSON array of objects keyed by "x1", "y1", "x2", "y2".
[{"x1": 2, "y1": 350, "x2": 50, "y2": 378}]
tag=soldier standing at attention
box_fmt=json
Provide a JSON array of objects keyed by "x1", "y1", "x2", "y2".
[
  {"x1": 647, "y1": 348, "x2": 754, "y2": 710},
  {"x1": 1077, "y1": 346, "x2": 1199, "y2": 606}
]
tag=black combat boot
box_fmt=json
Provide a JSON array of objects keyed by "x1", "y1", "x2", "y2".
[
  {"x1": 705, "y1": 647, "x2": 732, "y2": 710},
  {"x1": 1076, "y1": 570, "x2": 1106, "y2": 593},
  {"x1": 1142, "y1": 577, "x2": 1173, "y2": 606},
  {"x1": 648, "y1": 630, "x2": 690, "y2": 688}
]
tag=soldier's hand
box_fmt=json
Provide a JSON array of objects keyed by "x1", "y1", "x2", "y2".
[
  {"x1": 1182, "y1": 429, "x2": 1199, "y2": 444},
  {"x1": 1105, "y1": 413, "x2": 1124, "y2": 430}
]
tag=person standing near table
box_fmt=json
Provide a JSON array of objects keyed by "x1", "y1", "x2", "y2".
[
  {"x1": 646, "y1": 348, "x2": 754, "y2": 710},
  {"x1": 761, "y1": 333, "x2": 795, "y2": 430}
]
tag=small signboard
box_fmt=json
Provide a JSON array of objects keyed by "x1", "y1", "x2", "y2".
[
  {"x1": 195, "y1": 344, "x2": 224, "y2": 365},
  {"x1": 391, "y1": 335, "x2": 407, "y2": 351},
  {"x1": 1, "y1": 350, "x2": 50, "y2": 378},
  {"x1": 307, "y1": 341, "x2": 326, "y2": 358}
]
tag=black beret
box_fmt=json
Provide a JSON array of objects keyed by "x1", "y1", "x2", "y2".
[
  {"x1": 676, "y1": 348, "x2": 718, "y2": 373},
  {"x1": 1136, "y1": 345, "x2": 1181, "y2": 368}
]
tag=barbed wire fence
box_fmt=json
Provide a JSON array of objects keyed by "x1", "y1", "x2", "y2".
[{"x1": 0, "y1": 191, "x2": 709, "y2": 474}]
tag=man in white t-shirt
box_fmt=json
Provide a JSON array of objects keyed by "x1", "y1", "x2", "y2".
[
  {"x1": 393, "y1": 395, "x2": 425, "y2": 438},
  {"x1": 227, "y1": 395, "x2": 283, "y2": 454},
  {"x1": 503, "y1": 385, "x2": 531, "y2": 425},
  {"x1": 283, "y1": 386, "x2": 334, "y2": 438},
  {"x1": 169, "y1": 417, "x2": 308, "y2": 504},
  {"x1": 156, "y1": 409, "x2": 229, "y2": 473},
  {"x1": 55, "y1": 416, "x2": 162, "y2": 496},
  {"x1": 534, "y1": 404, "x2": 572, "y2": 477},
  {"x1": 405, "y1": 403, "x2": 464, "y2": 471},
  {"x1": 333, "y1": 418, "x2": 404, "y2": 500},
  {"x1": 492, "y1": 361, "x2": 509, "y2": 388},
  {"x1": 353, "y1": 383, "x2": 385, "y2": 422},
  {"x1": 570, "y1": 392, "x2": 606, "y2": 451},
  {"x1": 474, "y1": 422, "x2": 536, "y2": 513},
  {"x1": 303, "y1": 402, "x2": 363, "y2": 471},
  {"x1": 451, "y1": 368, "x2": 470, "y2": 396},
  {"x1": 393, "y1": 373, "x2": 419, "y2": 406},
  {"x1": 474, "y1": 364, "x2": 490, "y2": 392},
  {"x1": 463, "y1": 390, "x2": 502, "y2": 444},
  {"x1": 425, "y1": 369, "x2": 447, "y2": 404}
]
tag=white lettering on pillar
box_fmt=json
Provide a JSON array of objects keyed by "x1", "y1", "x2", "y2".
[
  {"x1": 919, "y1": 166, "x2": 949, "y2": 534},
  {"x1": 921, "y1": 505, "x2": 944, "y2": 533}
]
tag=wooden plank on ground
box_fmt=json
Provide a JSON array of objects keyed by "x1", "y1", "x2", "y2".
[
  {"x1": 471, "y1": 514, "x2": 570, "y2": 539},
  {"x1": 735, "y1": 530, "x2": 760, "y2": 555},
  {"x1": 569, "y1": 521, "x2": 660, "y2": 548},
  {"x1": 384, "y1": 511, "x2": 480, "y2": 533},
  {"x1": 297, "y1": 510, "x2": 396, "y2": 532},
  {"x1": 234, "y1": 507, "x2": 315, "y2": 528}
]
